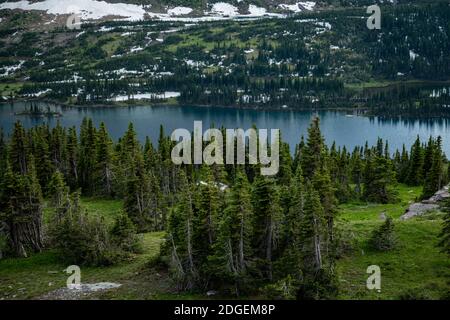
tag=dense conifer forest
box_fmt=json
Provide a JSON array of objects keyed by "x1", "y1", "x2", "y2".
[{"x1": 0, "y1": 118, "x2": 448, "y2": 298}]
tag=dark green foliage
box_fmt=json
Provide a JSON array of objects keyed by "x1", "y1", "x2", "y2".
[
  {"x1": 208, "y1": 168, "x2": 253, "y2": 295},
  {"x1": 0, "y1": 117, "x2": 443, "y2": 299},
  {"x1": 363, "y1": 149, "x2": 398, "y2": 204},
  {"x1": 406, "y1": 136, "x2": 424, "y2": 186},
  {"x1": 0, "y1": 159, "x2": 44, "y2": 257},
  {"x1": 438, "y1": 200, "x2": 450, "y2": 256},
  {"x1": 110, "y1": 213, "x2": 143, "y2": 254},
  {"x1": 369, "y1": 216, "x2": 397, "y2": 251},
  {"x1": 49, "y1": 192, "x2": 118, "y2": 266},
  {"x1": 422, "y1": 137, "x2": 444, "y2": 199}
]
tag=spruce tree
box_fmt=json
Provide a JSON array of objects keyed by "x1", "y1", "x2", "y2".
[
  {"x1": 95, "y1": 122, "x2": 114, "y2": 197},
  {"x1": 9, "y1": 121, "x2": 29, "y2": 175},
  {"x1": 0, "y1": 159, "x2": 44, "y2": 257},
  {"x1": 363, "y1": 151, "x2": 398, "y2": 204},
  {"x1": 193, "y1": 166, "x2": 221, "y2": 272},
  {"x1": 166, "y1": 171, "x2": 198, "y2": 290},
  {"x1": 275, "y1": 166, "x2": 304, "y2": 281},
  {"x1": 406, "y1": 136, "x2": 424, "y2": 186},
  {"x1": 66, "y1": 127, "x2": 79, "y2": 189},
  {"x1": 422, "y1": 137, "x2": 444, "y2": 199},
  {"x1": 251, "y1": 176, "x2": 282, "y2": 281},
  {"x1": 209, "y1": 168, "x2": 253, "y2": 294},
  {"x1": 438, "y1": 200, "x2": 450, "y2": 256},
  {"x1": 78, "y1": 118, "x2": 97, "y2": 195}
]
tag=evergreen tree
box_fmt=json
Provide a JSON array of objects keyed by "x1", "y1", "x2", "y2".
[
  {"x1": 406, "y1": 136, "x2": 424, "y2": 186},
  {"x1": 422, "y1": 137, "x2": 444, "y2": 199},
  {"x1": 78, "y1": 118, "x2": 97, "y2": 195},
  {"x1": 0, "y1": 159, "x2": 44, "y2": 257},
  {"x1": 209, "y1": 168, "x2": 253, "y2": 295},
  {"x1": 369, "y1": 216, "x2": 397, "y2": 251},
  {"x1": 297, "y1": 181, "x2": 335, "y2": 299},
  {"x1": 166, "y1": 171, "x2": 198, "y2": 290},
  {"x1": 193, "y1": 166, "x2": 221, "y2": 274},
  {"x1": 363, "y1": 151, "x2": 398, "y2": 204},
  {"x1": 66, "y1": 127, "x2": 79, "y2": 189},
  {"x1": 9, "y1": 121, "x2": 29, "y2": 175},
  {"x1": 438, "y1": 200, "x2": 450, "y2": 256},
  {"x1": 47, "y1": 170, "x2": 70, "y2": 222},
  {"x1": 95, "y1": 122, "x2": 114, "y2": 196},
  {"x1": 123, "y1": 152, "x2": 162, "y2": 232},
  {"x1": 275, "y1": 166, "x2": 304, "y2": 281},
  {"x1": 251, "y1": 176, "x2": 282, "y2": 281}
]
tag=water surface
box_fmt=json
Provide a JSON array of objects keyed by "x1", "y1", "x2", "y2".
[{"x1": 1, "y1": 102, "x2": 449, "y2": 154}]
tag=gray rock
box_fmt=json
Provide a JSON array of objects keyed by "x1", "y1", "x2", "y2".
[
  {"x1": 401, "y1": 203, "x2": 439, "y2": 220},
  {"x1": 400, "y1": 185, "x2": 449, "y2": 220},
  {"x1": 39, "y1": 282, "x2": 122, "y2": 300},
  {"x1": 206, "y1": 290, "x2": 218, "y2": 297}
]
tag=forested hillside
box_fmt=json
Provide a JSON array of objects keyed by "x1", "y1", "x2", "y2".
[
  {"x1": 0, "y1": 118, "x2": 448, "y2": 299},
  {"x1": 1, "y1": 1, "x2": 450, "y2": 116}
]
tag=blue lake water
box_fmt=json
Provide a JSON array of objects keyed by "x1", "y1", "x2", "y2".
[{"x1": 1, "y1": 102, "x2": 450, "y2": 155}]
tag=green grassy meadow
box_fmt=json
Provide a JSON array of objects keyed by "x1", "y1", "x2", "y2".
[{"x1": 0, "y1": 184, "x2": 448, "y2": 300}]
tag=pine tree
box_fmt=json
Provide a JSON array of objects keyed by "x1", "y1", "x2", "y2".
[
  {"x1": 369, "y1": 216, "x2": 397, "y2": 251},
  {"x1": 438, "y1": 200, "x2": 450, "y2": 256},
  {"x1": 49, "y1": 122, "x2": 68, "y2": 174},
  {"x1": 422, "y1": 137, "x2": 444, "y2": 199},
  {"x1": 47, "y1": 170, "x2": 70, "y2": 221},
  {"x1": 251, "y1": 176, "x2": 282, "y2": 281},
  {"x1": 95, "y1": 122, "x2": 114, "y2": 196},
  {"x1": 9, "y1": 121, "x2": 29, "y2": 175},
  {"x1": 0, "y1": 158, "x2": 44, "y2": 257},
  {"x1": 350, "y1": 147, "x2": 363, "y2": 197},
  {"x1": 209, "y1": 168, "x2": 253, "y2": 294},
  {"x1": 193, "y1": 166, "x2": 221, "y2": 272},
  {"x1": 30, "y1": 127, "x2": 54, "y2": 192},
  {"x1": 275, "y1": 166, "x2": 304, "y2": 281},
  {"x1": 123, "y1": 152, "x2": 162, "y2": 232},
  {"x1": 0, "y1": 128, "x2": 7, "y2": 183},
  {"x1": 166, "y1": 171, "x2": 198, "y2": 290},
  {"x1": 301, "y1": 117, "x2": 325, "y2": 180},
  {"x1": 78, "y1": 118, "x2": 97, "y2": 195},
  {"x1": 66, "y1": 127, "x2": 79, "y2": 189},
  {"x1": 363, "y1": 151, "x2": 398, "y2": 204},
  {"x1": 406, "y1": 136, "x2": 424, "y2": 186},
  {"x1": 297, "y1": 181, "x2": 327, "y2": 299}
]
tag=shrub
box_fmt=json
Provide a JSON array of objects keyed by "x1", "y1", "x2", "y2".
[
  {"x1": 369, "y1": 216, "x2": 397, "y2": 251},
  {"x1": 263, "y1": 275, "x2": 298, "y2": 300},
  {"x1": 49, "y1": 193, "x2": 120, "y2": 266},
  {"x1": 110, "y1": 213, "x2": 143, "y2": 254},
  {"x1": 50, "y1": 210, "x2": 118, "y2": 266}
]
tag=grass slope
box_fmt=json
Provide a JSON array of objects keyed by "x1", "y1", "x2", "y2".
[{"x1": 0, "y1": 184, "x2": 448, "y2": 300}]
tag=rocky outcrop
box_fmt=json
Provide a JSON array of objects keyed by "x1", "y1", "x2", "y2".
[{"x1": 400, "y1": 186, "x2": 449, "y2": 220}]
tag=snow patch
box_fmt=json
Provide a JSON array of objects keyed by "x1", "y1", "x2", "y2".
[
  {"x1": 211, "y1": 2, "x2": 239, "y2": 16},
  {"x1": 0, "y1": 0, "x2": 146, "y2": 21},
  {"x1": 409, "y1": 50, "x2": 419, "y2": 61},
  {"x1": 248, "y1": 4, "x2": 266, "y2": 16},
  {"x1": 112, "y1": 91, "x2": 180, "y2": 101},
  {"x1": 279, "y1": 2, "x2": 316, "y2": 13},
  {"x1": 167, "y1": 6, "x2": 193, "y2": 16},
  {"x1": 0, "y1": 60, "x2": 25, "y2": 77}
]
